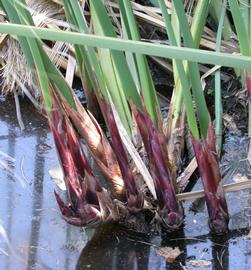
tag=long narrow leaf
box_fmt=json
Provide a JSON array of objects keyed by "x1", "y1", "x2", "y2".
[
  {"x1": 1, "y1": 23, "x2": 251, "y2": 69},
  {"x1": 158, "y1": 0, "x2": 199, "y2": 139},
  {"x1": 118, "y1": 0, "x2": 161, "y2": 124},
  {"x1": 215, "y1": 0, "x2": 227, "y2": 154},
  {"x1": 172, "y1": 0, "x2": 209, "y2": 138}
]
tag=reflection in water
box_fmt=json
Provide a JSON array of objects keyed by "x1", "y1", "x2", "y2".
[
  {"x1": 76, "y1": 225, "x2": 251, "y2": 270},
  {"x1": 26, "y1": 133, "x2": 46, "y2": 270},
  {"x1": 76, "y1": 226, "x2": 188, "y2": 270},
  {"x1": 211, "y1": 234, "x2": 229, "y2": 270},
  {"x1": 63, "y1": 225, "x2": 72, "y2": 270},
  {"x1": 76, "y1": 224, "x2": 152, "y2": 270},
  {"x1": 6, "y1": 131, "x2": 15, "y2": 270},
  {"x1": 161, "y1": 229, "x2": 187, "y2": 270}
]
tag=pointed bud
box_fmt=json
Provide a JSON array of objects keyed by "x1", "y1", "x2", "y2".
[{"x1": 191, "y1": 124, "x2": 229, "y2": 234}]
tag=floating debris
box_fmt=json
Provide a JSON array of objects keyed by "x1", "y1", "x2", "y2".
[
  {"x1": 158, "y1": 246, "x2": 182, "y2": 263},
  {"x1": 233, "y1": 173, "x2": 249, "y2": 183},
  {"x1": 245, "y1": 230, "x2": 251, "y2": 240},
  {"x1": 186, "y1": 259, "x2": 212, "y2": 268},
  {"x1": 49, "y1": 165, "x2": 66, "y2": 191}
]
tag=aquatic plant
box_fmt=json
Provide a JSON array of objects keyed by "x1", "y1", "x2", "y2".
[
  {"x1": 158, "y1": 0, "x2": 229, "y2": 233},
  {"x1": 2, "y1": 0, "x2": 251, "y2": 234}
]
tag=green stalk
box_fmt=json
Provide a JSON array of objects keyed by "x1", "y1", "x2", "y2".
[
  {"x1": 69, "y1": 0, "x2": 144, "y2": 124},
  {"x1": 229, "y1": 0, "x2": 251, "y2": 56},
  {"x1": 1, "y1": 23, "x2": 251, "y2": 69},
  {"x1": 229, "y1": 0, "x2": 251, "y2": 136},
  {"x1": 190, "y1": 1, "x2": 210, "y2": 48},
  {"x1": 158, "y1": 0, "x2": 198, "y2": 139},
  {"x1": 170, "y1": 0, "x2": 210, "y2": 130},
  {"x1": 240, "y1": 0, "x2": 250, "y2": 37},
  {"x1": 170, "y1": 3, "x2": 181, "y2": 125},
  {"x1": 90, "y1": 0, "x2": 152, "y2": 132},
  {"x1": 90, "y1": 2, "x2": 131, "y2": 132},
  {"x1": 172, "y1": 0, "x2": 209, "y2": 139},
  {"x1": 64, "y1": 0, "x2": 108, "y2": 96},
  {"x1": 250, "y1": 1, "x2": 251, "y2": 40},
  {"x1": 215, "y1": 0, "x2": 227, "y2": 154},
  {"x1": 209, "y1": 0, "x2": 232, "y2": 41},
  {"x1": 63, "y1": 1, "x2": 95, "y2": 91},
  {"x1": 118, "y1": 0, "x2": 161, "y2": 124}
]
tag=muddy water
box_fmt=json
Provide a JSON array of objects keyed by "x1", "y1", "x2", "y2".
[{"x1": 0, "y1": 98, "x2": 251, "y2": 270}]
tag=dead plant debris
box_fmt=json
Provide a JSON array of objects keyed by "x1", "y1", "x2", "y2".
[
  {"x1": 186, "y1": 259, "x2": 212, "y2": 268},
  {"x1": 233, "y1": 173, "x2": 249, "y2": 183},
  {"x1": 158, "y1": 246, "x2": 182, "y2": 263},
  {"x1": 245, "y1": 229, "x2": 251, "y2": 240}
]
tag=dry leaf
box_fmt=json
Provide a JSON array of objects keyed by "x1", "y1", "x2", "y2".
[
  {"x1": 233, "y1": 173, "x2": 249, "y2": 183},
  {"x1": 49, "y1": 166, "x2": 66, "y2": 191},
  {"x1": 245, "y1": 229, "x2": 251, "y2": 239},
  {"x1": 65, "y1": 55, "x2": 76, "y2": 87},
  {"x1": 187, "y1": 259, "x2": 211, "y2": 268},
  {"x1": 223, "y1": 114, "x2": 238, "y2": 131},
  {"x1": 158, "y1": 246, "x2": 182, "y2": 263}
]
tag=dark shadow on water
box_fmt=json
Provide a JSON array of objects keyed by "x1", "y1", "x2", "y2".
[
  {"x1": 6, "y1": 130, "x2": 16, "y2": 270},
  {"x1": 161, "y1": 228, "x2": 187, "y2": 270},
  {"x1": 211, "y1": 234, "x2": 229, "y2": 270},
  {"x1": 76, "y1": 223, "x2": 152, "y2": 270},
  {"x1": 26, "y1": 133, "x2": 46, "y2": 270},
  {"x1": 76, "y1": 224, "x2": 250, "y2": 270}
]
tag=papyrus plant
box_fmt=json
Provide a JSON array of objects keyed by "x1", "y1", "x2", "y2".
[
  {"x1": 158, "y1": 0, "x2": 229, "y2": 234},
  {"x1": 2, "y1": 0, "x2": 251, "y2": 234}
]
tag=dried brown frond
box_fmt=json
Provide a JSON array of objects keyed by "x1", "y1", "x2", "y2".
[{"x1": 0, "y1": 0, "x2": 68, "y2": 99}]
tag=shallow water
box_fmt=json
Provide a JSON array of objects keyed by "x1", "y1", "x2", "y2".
[
  {"x1": 0, "y1": 99, "x2": 89, "y2": 270},
  {"x1": 0, "y1": 98, "x2": 251, "y2": 270}
]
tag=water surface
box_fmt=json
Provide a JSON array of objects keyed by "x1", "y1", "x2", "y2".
[{"x1": 0, "y1": 98, "x2": 250, "y2": 270}]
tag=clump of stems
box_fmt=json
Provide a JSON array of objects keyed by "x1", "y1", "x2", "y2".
[{"x1": 6, "y1": 0, "x2": 251, "y2": 234}]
